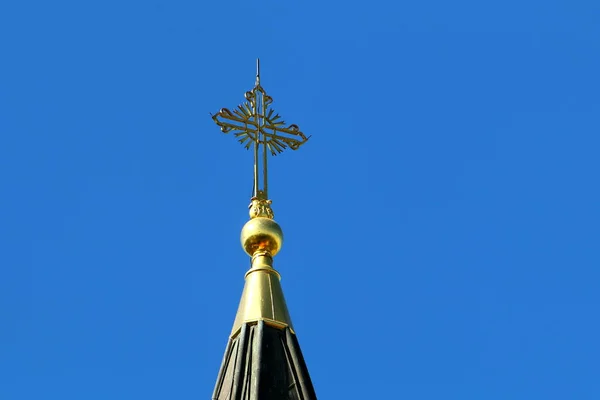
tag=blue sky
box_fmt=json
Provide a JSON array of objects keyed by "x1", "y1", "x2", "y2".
[{"x1": 1, "y1": 0, "x2": 599, "y2": 398}]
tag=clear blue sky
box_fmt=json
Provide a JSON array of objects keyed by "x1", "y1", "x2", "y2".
[{"x1": 1, "y1": 0, "x2": 599, "y2": 398}]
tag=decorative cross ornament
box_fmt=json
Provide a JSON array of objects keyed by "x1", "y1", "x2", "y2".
[{"x1": 212, "y1": 59, "x2": 309, "y2": 211}]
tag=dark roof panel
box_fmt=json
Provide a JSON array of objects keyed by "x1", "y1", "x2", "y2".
[{"x1": 213, "y1": 321, "x2": 316, "y2": 400}]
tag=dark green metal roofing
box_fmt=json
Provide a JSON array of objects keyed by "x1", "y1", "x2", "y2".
[{"x1": 212, "y1": 321, "x2": 316, "y2": 400}]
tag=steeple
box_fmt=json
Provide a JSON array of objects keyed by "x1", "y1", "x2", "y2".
[{"x1": 210, "y1": 60, "x2": 317, "y2": 400}]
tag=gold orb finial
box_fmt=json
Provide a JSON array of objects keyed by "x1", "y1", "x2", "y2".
[{"x1": 241, "y1": 217, "x2": 283, "y2": 257}]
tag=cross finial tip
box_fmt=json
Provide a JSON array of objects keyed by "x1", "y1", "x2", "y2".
[{"x1": 256, "y1": 58, "x2": 260, "y2": 86}]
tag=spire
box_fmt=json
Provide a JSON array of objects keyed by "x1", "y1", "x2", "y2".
[{"x1": 211, "y1": 61, "x2": 316, "y2": 400}]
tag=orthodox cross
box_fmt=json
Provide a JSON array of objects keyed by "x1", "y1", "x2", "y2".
[{"x1": 212, "y1": 60, "x2": 309, "y2": 217}]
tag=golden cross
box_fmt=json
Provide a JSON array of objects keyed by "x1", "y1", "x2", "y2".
[{"x1": 212, "y1": 59, "x2": 310, "y2": 204}]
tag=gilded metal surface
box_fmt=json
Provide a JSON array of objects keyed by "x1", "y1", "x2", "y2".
[
  {"x1": 212, "y1": 61, "x2": 305, "y2": 339},
  {"x1": 248, "y1": 196, "x2": 274, "y2": 219},
  {"x1": 211, "y1": 59, "x2": 309, "y2": 201},
  {"x1": 230, "y1": 253, "x2": 293, "y2": 337},
  {"x1": 240, "y1": 217, "x2": 283, "y2": 257}
]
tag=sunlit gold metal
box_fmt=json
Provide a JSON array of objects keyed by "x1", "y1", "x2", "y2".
[
  {"x1": 248, "y1": 196, "x2": 274, "y2": 219},
  {"x1": 212, "y1": 60, "x2": 307, "y2": 337},
  {"x1": 241, "y1": 217, "x2": 283, "y2": 257},
  {"x1": 230, "y1": 252, "x2": 293, "y2": 337},
  {"x1": 211, "y1": 59, "x2": 310, "y2": 203}
]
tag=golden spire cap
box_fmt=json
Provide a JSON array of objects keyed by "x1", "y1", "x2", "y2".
[
  {"x1": 211, "y1": 61, "x2": 309, "y2": 337},
  {"x1": 229, "y1": 252, "x2": 293, "y2": 337}
]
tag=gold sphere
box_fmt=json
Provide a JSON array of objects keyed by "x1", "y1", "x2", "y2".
[{"x1": 241, "y1": 217, "x2": 284, "y2": 257}]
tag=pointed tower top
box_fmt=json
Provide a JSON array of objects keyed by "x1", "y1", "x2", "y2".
[
  {"x1": 256, "y1": 58, "x2": 260, "y2": 87},
  {"x1": 210, "y1": 62, "x2": 317, "y2": 400}
]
